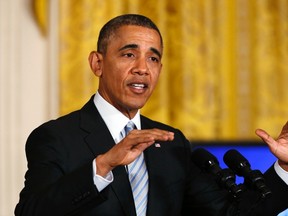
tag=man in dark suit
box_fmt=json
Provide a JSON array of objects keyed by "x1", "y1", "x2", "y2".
[{"x1": 15, "y1": 14, "x2": 288, "y2": 216}]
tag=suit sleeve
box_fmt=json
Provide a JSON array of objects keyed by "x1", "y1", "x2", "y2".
[
  {"x1": 259, "y1": 164, "x2": 288, "y2": 215},
  {"x1": 15, "y1": 125, "x2": 108, "y2": 216},
  {"x1": 232, "y1": 164, "x2": 288, "y2": 216}
]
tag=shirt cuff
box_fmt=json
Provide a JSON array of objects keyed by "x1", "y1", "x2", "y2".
[
  {"x1": 92, "y1": 159, "x2": 113, "y2": 192},
  {"x1": 274, "y1": 160, "x2": 288, "y2": 185},
  {"x1": 277, "y1": 208, "x2": 288, "y2": 216}
]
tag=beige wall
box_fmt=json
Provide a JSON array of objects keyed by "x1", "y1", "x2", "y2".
[{"x1": 0, "y1": 0, "x2": 58, "y2": 215}]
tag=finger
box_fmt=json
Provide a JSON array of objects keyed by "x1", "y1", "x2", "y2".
[
  {"x1": 151, "y1": 129, "x2": 174, "y2": 141},
  {"x1": 255, "y1": 128, "x2": 278, "y2": 154},
  {"x1": 126, "y1": 133, "x2": 156, "y2": 145},
  {"x1": 131, "y1": 140, "x2": 156, "y2": 152},
  {"x1": 131, "y1": 129, "x2": 174, "y2": 141}
]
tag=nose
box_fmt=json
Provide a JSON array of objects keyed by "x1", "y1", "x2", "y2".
[{"x1": 131, "y1": 57, "x2": 149, "y2": 75}]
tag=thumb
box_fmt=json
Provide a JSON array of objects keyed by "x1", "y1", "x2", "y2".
[{"x1": 255, "y1": 129, "x2": 277, "y2": 153}]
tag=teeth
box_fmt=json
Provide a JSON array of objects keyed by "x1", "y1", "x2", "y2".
[{"x1": 131, "y1": 83, "x2": 145, "y2": 88}]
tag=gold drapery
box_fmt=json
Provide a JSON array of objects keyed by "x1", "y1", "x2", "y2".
[{"x1": 33, "y1": 0, "x2": 288, "y2": 140}]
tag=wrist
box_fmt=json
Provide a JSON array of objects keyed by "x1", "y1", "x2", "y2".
[{"x1": 96, "y1": 155, "x2": 114, "y2": 177}]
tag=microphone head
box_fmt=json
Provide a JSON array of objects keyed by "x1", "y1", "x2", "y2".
[
  {"x1": 223, "y1": 149, "x2": 251, "y2": 176},
  {"x1": 191, "y1": 148, "x2": 220, "y2": 173},
  {"x1": 224, "y1": 149, "x2": 272, "y2": 199}
]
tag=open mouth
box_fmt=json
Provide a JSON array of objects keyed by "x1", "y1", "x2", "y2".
[{"x1": 129, "y1": 83, "x2": 148, "y2": 89}]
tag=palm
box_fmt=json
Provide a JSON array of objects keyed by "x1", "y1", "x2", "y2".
[{"x1": 256, "y1": 121, "x2": 288, "y2": 163}]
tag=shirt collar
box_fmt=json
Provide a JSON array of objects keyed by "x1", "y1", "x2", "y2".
[{"x1": 93, "y1": 92, "x2": 141, "y2": 143}]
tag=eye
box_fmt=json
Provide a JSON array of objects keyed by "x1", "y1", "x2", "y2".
[
  {"x1": 149, "y1": 56, "x2": 160, "y2": 63},
  {"x1": 123, "y1": 53, "x2": 134, "y2": 58}
]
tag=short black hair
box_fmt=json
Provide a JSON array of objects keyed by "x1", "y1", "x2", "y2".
[{"x1": 97, "y1": 14, "x2": 163, "y2": 54}]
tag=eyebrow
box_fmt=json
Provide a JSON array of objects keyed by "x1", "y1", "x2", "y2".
[{"x1": 118, "y1": 44, "x2": 162, "y2": 58}]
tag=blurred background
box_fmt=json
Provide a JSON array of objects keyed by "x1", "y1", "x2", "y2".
[{"x1": 0, "y1": 0, "x2": 287, "y2": 215}]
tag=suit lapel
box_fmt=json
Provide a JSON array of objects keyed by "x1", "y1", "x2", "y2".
[
  {"x1": 79, "y1": 97, "x2": 136, "y2": 216},
  {"x1": 111, "y1": 166, "x2": 136, "y2": 216},
  {"x1": 141, "y1": 117, "x2": 171, "y2": 216}
]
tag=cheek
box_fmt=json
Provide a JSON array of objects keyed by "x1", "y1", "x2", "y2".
[
  {"x1": 106, "y1": 76, "x2": 123, "y2": 91},
  {"x1": 103, "y1": 64, "x2": 125, "y2": 83},
  {"x1": 151, "y1": 71, "x2": 161, "y2": 86}
]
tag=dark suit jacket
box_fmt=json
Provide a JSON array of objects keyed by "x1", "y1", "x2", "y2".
[
  {"x1": 14, "y1": 96, "x2": 287, "y2": 215},
  {"x1": 253, "y1": 166, "x2": 288, "y2": 216}
]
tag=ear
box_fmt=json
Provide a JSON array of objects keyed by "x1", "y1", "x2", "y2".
[{"x1": 88, "y1": 51, "x2": 103, "y2": 77}]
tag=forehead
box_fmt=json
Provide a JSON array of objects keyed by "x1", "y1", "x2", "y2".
[{"x1": 109, "y1": 25, "x2": 162, "y2": 51}]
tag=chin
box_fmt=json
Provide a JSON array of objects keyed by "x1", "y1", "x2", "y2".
[{"x1": 129, "y1": 101, "x2": 146, "y2": 110}]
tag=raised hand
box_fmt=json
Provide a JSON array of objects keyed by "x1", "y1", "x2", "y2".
[
  {"x1": 96, "y1": 128, "x2": 174, "y2": 176},
  {"x1": 255, "y1": 121, "x2": 288, "y2": 170}
]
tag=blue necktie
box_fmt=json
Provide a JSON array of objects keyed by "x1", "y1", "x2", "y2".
[{"x1": 124, "y1": 121, "x2": 148, "y2": 216}]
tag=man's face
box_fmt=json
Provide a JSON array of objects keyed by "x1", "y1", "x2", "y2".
[{"x1": 94, "y1": 25, "x2": 163, "y2": 118}]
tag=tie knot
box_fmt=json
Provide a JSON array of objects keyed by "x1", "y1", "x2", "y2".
[{"x1": 125, "y1": 121, "x2": 135, "y2": 136}]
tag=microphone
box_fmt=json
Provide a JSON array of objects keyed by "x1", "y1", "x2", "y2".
[
  {"x1": 223, "y1": 149, "x2": 272, "y2": 199},
  {"x1": 191, "y1": 148, "x2": 244, "y2": 199}
]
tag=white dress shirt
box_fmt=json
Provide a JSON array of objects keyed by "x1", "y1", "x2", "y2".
[
  {"x1": 274, "y1": 160, "x2": 288, "y2": 185},
  {"x1": 92, "y1": 92, "x2": 141, "y2": 192},
  {"x1": 278, "y1": 208, "x2": 288, "y2": 216}
]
